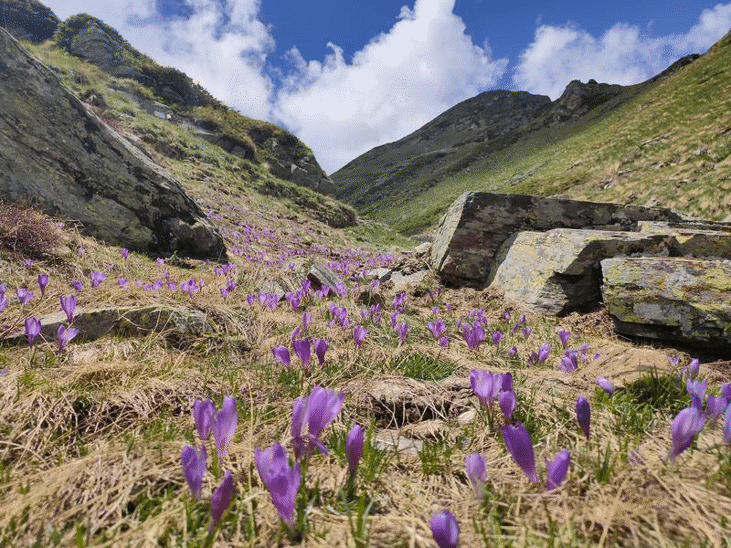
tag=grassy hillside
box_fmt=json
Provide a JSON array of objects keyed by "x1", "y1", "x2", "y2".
[{"x1": 335, "y1": 32, "x2": 731, "y2": 235}]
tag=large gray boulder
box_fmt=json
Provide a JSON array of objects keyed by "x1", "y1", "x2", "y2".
[
  {"x1": 601, "y1": 257, "x2": 731, "y2": 351},
  {"x1": 0, "y1": 28, "x2": 225, "y2": 259},
  {"x1": 430, "y1": 192, "x2": 685, "y2": 286},
  {"x1": 489, "y1": 229, "x2": 675, "y2": 315}
]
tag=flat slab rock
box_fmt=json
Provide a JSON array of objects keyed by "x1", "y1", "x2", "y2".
[
  {"x1": 601, "y1": 257, "x2": 731, "y2": 351},
  {"x1": 489, "y1": 228, "x2": 674, "y2": 315},
  {"x1": 430, "y1": 191, "x2": 685, "y2": 285},
  {"x1": 4, "y1": 305, "x2": 210, "y2": 347},
  {"x1": 0, "y1": 29, "x2": 225, "y2": 259}
]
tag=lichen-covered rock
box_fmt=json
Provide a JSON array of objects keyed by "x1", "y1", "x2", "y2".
[
  {"x1": 601, "y1": 257, "x2": 731, "y2": 351},
  {"x1": 431, "y1": 192, "x2": 685, "y2": 286},
  {"x1": 0, "y1": 28, "x2": 226, "y2": 259},
  {"x1": 3, "y1": 305, "x2": 210, "y2": 346},
  {"x1": 637, "y1": 221, "x2": 731, "y2": 258},
  {"x1": 489, "y1": 229, "x2": 674, "y2": 315}
]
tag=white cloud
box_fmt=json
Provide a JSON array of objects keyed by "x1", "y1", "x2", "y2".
[
  {"x1": 42, "y1": 0, "x2": 275, "y2": 120},
  {"x1": 513, "y1": 2, "x2": 731, "y2": 100},
  {"x1": 273, "y1": 0, "x2": 508, "y2": 173}
]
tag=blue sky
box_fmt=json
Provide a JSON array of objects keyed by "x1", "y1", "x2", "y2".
[{"x1": 42, "y1": 1, "x2": 731, "y2": 173}]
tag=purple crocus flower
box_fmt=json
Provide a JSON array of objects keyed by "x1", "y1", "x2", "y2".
[
  {"x1": 545, "y1": 449, "x2": 570, "y2": 490},
  {"x1": 77, "y1": 247, "x2": 85, "y2": 257},
  {"x1": 501, "y1": 372, "x2": 513, "y2": 392},
  {"x1": 521, "y1": 327, "x2": 533, "y2": 339},
  {"x1": 272, "y1": 346, "x2": 291, "y2": 371},
  {"x1": 724, "y1": 406, "x2": 731, "y2": 445},
  {"x1": 438, "y1": 336, "x2": 449, "y2": 347},
  {"x1": 193, "y1": 399, "x2": 215, "y2": 441},
  {"x1": 576, "y1": 397, "x2": 590, "y2": 439},
  {"x1": 24, "y1": 258, "x2": 33, "y2": 269},
  {"x1": 537, "y1": 343, "x2": 551, "y2": 363},
  {"x1": 397, "y1": 321, "x2": 409, "y2": 344},
  {"x1": 470, "y1": 369, "x2": 501, "y2": 409},
  {"x1": 491, "y1": 330, "x2": 503, "y2": 345},
  {"x1": 430, "y1": 510, "x2": 459, "y2": 548},
  {"x1": 72, "y1": 280, "x2": 83, "y2": 293},
  {"x1": 666, "y1": 406, "x2": 706, "y2": 463},
  {"x1": 722, "y1": 383, "x2": 731, "y2": 401},
  {"x1": 60, "y1": 294, "x2": 76, "y2": 323},
  {"x1": 427, "y1": 319, "x2": 446, "y2": 340},
  {"x1": 37, "y1": 274, "x2": 49, "y2": 296},
  {"x1": 117, "y1": 278, "x2": 129, "y2": 289},
  {"x1": 499, "y1": 390, "x2": 516, "y2": 423},
  {"x1": 465, "y1": 453, "x2": 487, "y2": 499},
  {"x1": 16, "y1": 288, "x2": 33, "y2": 306},
  {"x1": 353, "y1": 325, "x2": 367, "y2": 347},
  {"x1": 346, "y1": 424, "x2": 364, "y2": 474},
  {"x1": 508, "y1": 345, "x2": 518, "y2": 358},
  {"x1": 596, "y1": 377, "x2": 615, "y2": 394},
  {"x1": 559, "y1": 350, "x2": 578, "y2": 372},
  {"x1": 314, "y1": 339, "x2": 328, "y2": 366},
  {"x1": 686, "y1": 379, "x2": 707, "y2": 410},
  {"x1": 180, "y1": 444, "x2": 206, "y2": 499},
  {"x1": 502, "y1": 423, "x2": 537, "y2": 484},
  {"x1": 57, "y1": 324, "x2": 79, "y2": 352},
  {"x1": 389, "y1": 312, "x2": 399, "y2": 328},
  {"x1": 209, "y1": 470, "x2": 235, "y2": 533},
  {"x1": 558, "y1": 330, "x2": 571, "y2": 348},
  {"x1": 89, "y1": 271, "x2": 106, "y2": 288},
  {"x1": 255, "y1": 443, "x2": 300, "y2": 528},
  {"x1": 293, "y1": 339, "x2": 311, "y2": 371},
  {"x1": 291, "y1": 385, "x2": 345, "y2": 460},
  {"x1": 0, "y1": 297, "x2": 6, "y2": 313},
  {"x1": 121, "y1": 248, "x2": 129, "y2": 260},
  {"x1": 212, "y1": 396, "x2": 237, "y2": 461},
  {"x1": 25, "y1": 317, "x2": 41, "y2": 347}
]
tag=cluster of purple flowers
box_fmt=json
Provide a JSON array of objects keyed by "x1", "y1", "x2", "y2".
[{"x1": 180, "y1": 396, "x2": 238, "y2": 533}]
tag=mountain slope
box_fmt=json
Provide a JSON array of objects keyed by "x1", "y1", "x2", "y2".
[{"x1": 332, "y1": 34, "x2": 729, "y2": 234}]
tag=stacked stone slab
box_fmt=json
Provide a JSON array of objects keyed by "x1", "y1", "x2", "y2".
[
  {"x1": 431, "y1": 191, "x2": 731, "y2": 351},
  {"x1": 431, "y1": 192, "x2": 685, "y2": 286}
]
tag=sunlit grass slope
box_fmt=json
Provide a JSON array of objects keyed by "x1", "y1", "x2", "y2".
[{"x1": 342, "y1": 32, "x2": 731, "y2": 235}]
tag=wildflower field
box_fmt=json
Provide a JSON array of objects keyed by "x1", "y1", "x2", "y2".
[{"x1": 1, "y1": 196, "x2": 730, "y2": 548}]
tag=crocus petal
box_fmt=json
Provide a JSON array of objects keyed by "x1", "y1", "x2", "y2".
[
  {"x1": 502, "y1": 423, "x2": 537, "y2": 484},
  {"x1": 596, "y1": 377, "x2": 615, "y2": 395},
  {"x1": 667, "y1": 406, "x2": 706, "y2": 463},
  {"x1": 499, "y1": 390, "x2": 516, "y2": 423},
  {"x1": 180, "y1": 444, "x2": 206, "y2": 499},
  {"x1": 430, "y1": 510, "x2": 460, "y2": 548},
  {"x1": 465, "y1": 453, "x2": 487, "y2": 499},
  {"x1": 212, "y1": 396, "x2": 237, "y2": 461},
  {"x1": 193, "y1": 399, "x2": 215, "y2": 441},
  {"x1": 314, "y1": 339, "x2": 328, "y2": 366},
  {"x1": 346, "y1": 424, "x2": 364, "y2": 474},
  {"x1": 271, "y1": 346, "x2": 291, "y2": 371},
  {"x1": 576, "y1": 397, "x2": 591, "y2": 439},
  {"x1": 210, "y1": 470, "x2": 235, "y2": 532},
  {"x1": 545, "y1": 449, "x2": 571, "y2": 490}
]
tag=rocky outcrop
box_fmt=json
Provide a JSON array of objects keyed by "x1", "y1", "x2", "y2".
[
  {"x1": 489, "y1": 229, "x2": 675, "y2": 315},
  {"x1": 0, "y1": 28, "x2": 226, "y2": 259},
  {"x1": 542, "y1": 79, "x2": 624, "y2": 126},
  {"x1": 54, "y1": 14, "x2": 217, "y2": 107},
  {"x1": 431, "y1": 192, "x2": 685, "y2": 286},
  {"x1": 601, "y1": 257, "x2": 731, "y2": 352},
  {"x1": 0, "y1": 0, "x2": 59, "y2": 43}
]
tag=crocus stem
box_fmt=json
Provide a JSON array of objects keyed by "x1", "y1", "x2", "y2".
[{"x1": 212, "y1": 449, "x2": 220, "y2": 481}]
